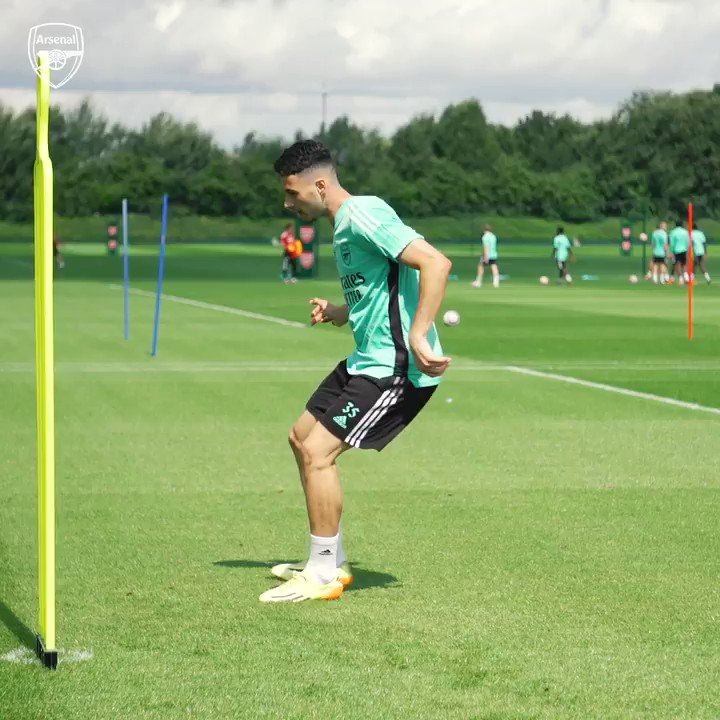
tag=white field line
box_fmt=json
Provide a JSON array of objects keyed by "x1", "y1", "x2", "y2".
[
  {"x1": 507, "y1": 365, "x2": 720, "y2": 417},
  {"x1": 0, "y1": 646, "x2": 93, "y2": 665},
  {"x1": 107, "y1": 284, "x2": 306, "y2": 329},
  {"x1": 0, "y1": 282, "x2": 702, "y2": 417}
]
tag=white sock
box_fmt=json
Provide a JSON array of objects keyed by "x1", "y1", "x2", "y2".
[
  {"x1": 336, "y1": 528, "x2": 347, "y2": 566},
  {"x1": 652, "y1": 270, "x2": 658, "y2": 284},
  {"x1": 493, "y1": 276, "x2": 499, "y2": 288},
  {"x1": 304, "y1": 533, "x2": 339, "y2": 584}
]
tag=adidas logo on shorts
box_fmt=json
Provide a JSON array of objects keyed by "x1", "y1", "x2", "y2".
[{"x1": 333, "y1": 415, "x2": 348, "y2": 429}]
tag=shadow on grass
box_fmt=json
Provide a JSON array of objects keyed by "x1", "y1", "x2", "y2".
[
  {"x1": 0, "y1": 599, "x2": 35, "y2": 649},
  {"x1": 213, "y1": 559, "x2": 400, "y2": 592}
]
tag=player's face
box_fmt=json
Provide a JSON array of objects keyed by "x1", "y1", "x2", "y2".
[
  {"x1": 660, "y1": 222, "x2": 667, "y2": 231},
  {"x1": 282, "y1": 174, "x2": 326, "y2": 221}
]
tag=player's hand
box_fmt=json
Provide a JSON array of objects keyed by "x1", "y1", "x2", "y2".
[
  {"x1": 409, "y1": 332, "x2": 452, "y2": 377},
  {"x1": 309, "y1": 298, "x2": 346, "y2": 326}
]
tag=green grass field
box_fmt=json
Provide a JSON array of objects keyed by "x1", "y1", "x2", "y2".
[{"x1": 1, "y1": 242, "x2": 719, "y2": 719}]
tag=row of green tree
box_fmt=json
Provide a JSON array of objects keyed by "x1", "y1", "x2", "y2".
[{"x1": 1, "y1": 88, "x2": 719, "y2": 223}]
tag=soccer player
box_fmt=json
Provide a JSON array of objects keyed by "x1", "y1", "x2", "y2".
[
  {"x1": 650, "y1": 221, "x2": 669, "y2": 284},
  {"x1": 53, "y1": 234, "x2": 65, "y2": 270},
  {"x1": 669, "y1": 220, "x2": 690, "y2": 285},
  {"x1": 261, "y1": 140, "x2": 452, "y2": 603},
  {"x1": 692, "y1": 222, "x2": 711, "y2": 284},
  {"x1": 280, "y1": 222, "x2": 298, "y2": 283},
  {"x1": 552, "y1": 227, "x2": 573, "y2": 282},
  {"x1": 471, "y1": 224, "x2": 500, "y2": 288}
]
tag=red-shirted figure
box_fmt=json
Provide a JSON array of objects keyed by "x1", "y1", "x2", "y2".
[
  {"x1": 107, "y1": 223, "x2": 118, "y2": 256},
  {"x1": 280, "y1": 223, "x2": 299, "y2": 284}
]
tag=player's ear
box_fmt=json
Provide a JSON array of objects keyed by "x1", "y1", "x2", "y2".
[{"x1": 315, "y1": 178, "x2": 327, "y2": 200}]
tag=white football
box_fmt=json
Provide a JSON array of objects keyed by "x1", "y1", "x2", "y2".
[
  {"x1": 565, "y1": 274, "x2": 573, "y2": 283},
  {"x1": 639, "y1": 233, "x2": 648, "y2": 242},
  {"x1": 443, "y1": 310, "x2": 460, "y2": 327},
  {"x1": 539, "y1": 276, "x2": 550, "y2": 285},
  {"x1": 629, "y1": 274, "x2": 639, "y2": 284}
]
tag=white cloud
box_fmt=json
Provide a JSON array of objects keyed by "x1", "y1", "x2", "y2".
[
  {"x1": 154, "y1": 1, "x2": 185, "y2": 33},
  {"x1": 1, "y1": 0, "x2": 719, "y2": 146}
]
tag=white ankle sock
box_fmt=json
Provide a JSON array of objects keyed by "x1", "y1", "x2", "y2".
[
  {"x1": 336, "y1": 528, "x2": 347, "y2": 566},
  {"x1": 304, "y1": 533, "x2": 339, "y2": 584}
]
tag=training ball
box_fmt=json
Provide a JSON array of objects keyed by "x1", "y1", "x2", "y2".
[
  {"x1": 443, "y1": 310, "x2": 460, "y2": 327},
  {"x1": 639, "y1": 233, "x2": 648, "y2": 242},
  {"x1": 629, "y1": 274, "x2": 638, "y2": 284},
  {"x1": 539, "y1": 276, "x2": 550, "y2": 285},
  {"x1": 565, "y1": 274, "x2": 573, "y2": 283}
]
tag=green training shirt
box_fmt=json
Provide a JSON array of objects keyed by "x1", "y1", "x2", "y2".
[
  {"x1": 482, "y1": 232, "x2": 498, "y2": 260},
  {"x1": 332, "y1": 196, "x2": 443, "y2": 388},
  {"x1": 692, "y1": 229, "x2": 707, "y2": 256},
  {"x1": 553, "y1": 234, "x2": 572, "y2": 262},
  {"x1": 669, "y1": 227, "x2": 690, "y2": 253},
  {"x1": 651, "y1": 229, "x2": 668, "y2": 256}
]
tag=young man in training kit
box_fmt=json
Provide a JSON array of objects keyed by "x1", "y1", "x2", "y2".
[
  {"x1": 552, "y1": 227, "x2": 573, "y2": 282},
  {"x1": 669, "y1": 220, "x2": 690, "y2": 285},
  {"x1": 692, "y1": 222, "x2": 711, "y2": 284},
  {"x1": 261, "y1": 140, "x2": 452, "y2": 603},
  {"x1": 471, "y1": 224, "x2": 500, "y2": 288},
  {"x1": 650, "y1": 221, "x2": 669, "y2": 284}
]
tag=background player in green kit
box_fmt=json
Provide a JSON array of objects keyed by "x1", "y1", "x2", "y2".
[
  {"x1": 471, "y1": 224, "x2": 500, "y2": 288},
  {"x1": 692, "y1": 222, "x2": 711, "y2": 284},
  {"x1": 261, "y1": 140, "x2": 453, "y2": 603},
  {"x1": 650, "y1": 221, "x2": 670, "y2": 284},
  {"x1": 669, "y1": 220, "x2": 690, "y2": 285},
  {"x1": 552, "y1": 227, "x2": 574, "y2": 283}
]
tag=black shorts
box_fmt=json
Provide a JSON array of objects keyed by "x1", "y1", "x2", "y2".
[
  {"x1": 653, "y1": 255, "x2": 666, "y2": 264},
  {"x1": 675, "y1": 252, "x2": 687, "y2": 264},
  {"x1": 306, "y1": 361, "x2": 436, "y2": 451},
  {"x1": 483, "y1": 259, "x2": 497, "y2": 266}
]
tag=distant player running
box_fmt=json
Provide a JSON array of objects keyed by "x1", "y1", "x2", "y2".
[
  {"x1": 669, "y1": 220, "x2": 690, "y2": 285},
  {"x1": 552, "y1": 227, "x2": 574, "y2": 283},
  {"x1": 650, "y1": 221, "x2": 669, "y2": 284},
  {"x1": 471, "y1": 224, "x2": 500, "y2": 288},
  {"x1": 262, "y1": 140, "x2": 452, "y2": 603},
  {"x1": 53, "y1": 234, "x2": 65, "y2": 270},
  {"x1": 692, "y1": 222, "x2": 711, "y2": 284},
  {"x1": 280, "y1": 222, "x2": 298, "y2": 283}
]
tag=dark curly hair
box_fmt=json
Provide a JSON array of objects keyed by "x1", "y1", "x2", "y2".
[{"x1": 274, "y1": 140, "x2": 334, "y2": 177}]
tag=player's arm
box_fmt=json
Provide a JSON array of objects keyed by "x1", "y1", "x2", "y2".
[
  {"x1": 309, "y1": 298, "x2": 349, "y2": 327},
  {"x1": 399, "y1": 239, "x2": 452, "y2": 377}
]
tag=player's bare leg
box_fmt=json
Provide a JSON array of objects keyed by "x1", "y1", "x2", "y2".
[
  {"x1": 269, "y1": 411, "x2": 352, "y2": 588},
  {"x1": 261, "y1": 424, "x2": 348, "y2": 602},
  {"x1": 472, "y1": 262, "x2": 484, "y2": 288},
  {"x1": 491, "y1": 263, "x2": 500, "y2": 288}
]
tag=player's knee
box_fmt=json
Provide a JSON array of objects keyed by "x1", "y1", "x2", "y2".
[
  {"x1": 288, "y1": 427, "x2": 303, "y2": 454},
  {"x1": 300, "y1": 438, "x2": 333, "y2": 472}
]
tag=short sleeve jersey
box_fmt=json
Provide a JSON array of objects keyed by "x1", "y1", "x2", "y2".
[
  {"x1": 553, "y1": 234, "x2": 572, "y2": 262},
  {"x1": 482, "y1": 232, "x2": 498, "y2": 260},
  {"x1": 651, "y1": 230, "x2": 668, "y2": 256},
  {"x1": 332, "y1": 196, "x2": 444, "y2": 388}
]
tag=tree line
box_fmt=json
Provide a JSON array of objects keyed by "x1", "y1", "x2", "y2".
[{"x1": 1, "y1": 87, "x2": 718, "y2": 223}]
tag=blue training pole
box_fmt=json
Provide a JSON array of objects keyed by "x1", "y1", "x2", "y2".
[
  {"x1": 151, "y1": 194, "x2": 169, "y2": 357},
  {"x1": 122, "y1": 198, "x2": 130, "y2": 340}
]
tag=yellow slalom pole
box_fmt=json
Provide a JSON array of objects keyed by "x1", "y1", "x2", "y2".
[{"x1": 33, "y1": 52, "x2": 58, "y2": 670}]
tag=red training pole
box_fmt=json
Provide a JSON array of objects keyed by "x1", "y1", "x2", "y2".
[{"x1": 688, "y1": 202, "x2": 694, "y2": 340}]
